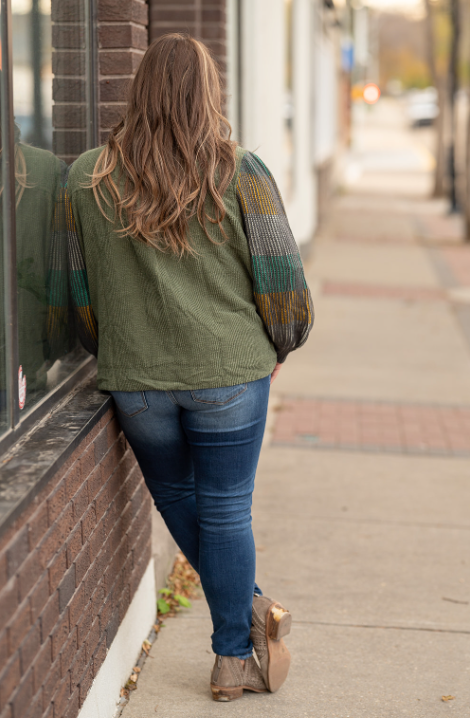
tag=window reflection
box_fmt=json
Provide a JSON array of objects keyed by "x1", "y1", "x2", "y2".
[{"x1": 8, "y1": 0, "x2": 89, "y2": 418}]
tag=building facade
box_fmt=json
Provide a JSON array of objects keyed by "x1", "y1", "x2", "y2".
[{"x1": 0, "y1": 2, "x2": 339, "y2": 717}]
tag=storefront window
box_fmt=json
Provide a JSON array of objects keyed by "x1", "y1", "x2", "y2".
[{"x1": 0, "y1": 0, "x2": 93, "y2": 441}]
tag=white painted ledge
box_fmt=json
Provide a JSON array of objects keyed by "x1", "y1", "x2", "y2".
[{"x1": 78, "y1": 560, "x2": 156, "y2": 718}]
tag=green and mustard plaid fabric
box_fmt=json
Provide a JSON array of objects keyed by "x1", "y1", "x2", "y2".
[
  {"x1": 47, "y1": 167, "x2": 70, "y2": 360},
  {"x1": 47, "y1": 166, "x2": 98, "y2": 357},
  {"x1": 236, "y1": 151, "x2": 313, "y2": 363}
]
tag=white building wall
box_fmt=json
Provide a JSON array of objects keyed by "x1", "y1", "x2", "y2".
[{"x1": 227, "y1": 0, "x2": 319, "y2": 249}]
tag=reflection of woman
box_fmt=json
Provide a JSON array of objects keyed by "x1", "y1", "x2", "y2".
[
  {"x1": 0, "y1": 117, "x2": 66, "y2": 414},
  {"x1": 68, "y1": 35, "x2": 313, "y2": 702}
]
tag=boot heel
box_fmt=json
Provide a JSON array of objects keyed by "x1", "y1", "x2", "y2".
[
  {"x1": 267, "y1": 604, "x2": 292, "y2": 640},
  {"x1": 211, "y1": 685, "x2": 244, "y2": 702}
]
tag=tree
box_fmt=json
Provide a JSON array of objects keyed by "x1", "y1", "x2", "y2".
[{"x1": 424, "y1": 0, "x2": 448, "y2": 197}]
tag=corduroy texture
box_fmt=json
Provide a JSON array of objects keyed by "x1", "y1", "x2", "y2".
[{"x1": 63, "y1": 146, "x2": 312, "y2": 391}]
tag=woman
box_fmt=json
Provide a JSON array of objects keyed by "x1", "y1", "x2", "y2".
[{"x1": 67, "y1": 34, "x2": 313, "y2": 702}]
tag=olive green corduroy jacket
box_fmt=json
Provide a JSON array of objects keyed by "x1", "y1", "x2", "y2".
[{"x1": 67, "y1": 146, "x2": 313, "y2": 391}]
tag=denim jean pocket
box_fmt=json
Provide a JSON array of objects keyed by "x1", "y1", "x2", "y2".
[
  {"x1": 190, "y1": 383, "x2": 247, "y2": 405},
  {"x1": 112, "y1": 390, "x2": 149, "y2": 417}
]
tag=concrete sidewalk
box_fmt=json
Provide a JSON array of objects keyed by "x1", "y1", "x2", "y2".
[{"x1": 121, "y1": 103, "x2": 470, "y2": 717}]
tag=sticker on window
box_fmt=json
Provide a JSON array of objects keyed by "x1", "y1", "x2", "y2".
[{"x1": 18, "y1": 366, "x2": 26, "y2": 410}]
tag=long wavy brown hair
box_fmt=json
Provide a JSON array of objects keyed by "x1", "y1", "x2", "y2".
[{"x1": 90, "y1": 34, "x2": 236, "y2": 255}]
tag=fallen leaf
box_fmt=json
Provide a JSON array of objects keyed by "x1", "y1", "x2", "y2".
[
  {"x1": 142, "y1": 640, "x2": 151, "y2": 656},
  {"x1": 130, "y1": 673, "x2": 138, "y2": 682},
  {"x1": 133, "y1": 666, "x2": 141, "y2": 673},
  {"x1": 442, "y1": 695, "x2": 455, "y2": 702}
]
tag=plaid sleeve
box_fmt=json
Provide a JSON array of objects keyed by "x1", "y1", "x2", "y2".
[
  {"x1": 236, "y1": 151, "x2": 314, "y2": 363},
  {"x1": 47, "y1": 165, "x2": 71, "y2": 362},
  {"x1": 65, "y1": 170, "x2": 98, "y2": 357}
]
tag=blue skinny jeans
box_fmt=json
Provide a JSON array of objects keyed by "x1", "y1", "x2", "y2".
[{"x1": 110, "y1": 376, "x2": 270, "y2": 659}]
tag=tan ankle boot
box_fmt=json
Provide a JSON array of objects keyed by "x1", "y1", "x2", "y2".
[
  {"x1": 250, "y1": 595, "x2": 292, "y2": 692},
  {"x1": 210, "y1": 655, "x2": 267, "y2": 701}
]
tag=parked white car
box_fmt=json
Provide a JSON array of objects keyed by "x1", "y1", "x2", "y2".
[{"x1": 407, "y1": 87, "x2": 439, "y2": 127}]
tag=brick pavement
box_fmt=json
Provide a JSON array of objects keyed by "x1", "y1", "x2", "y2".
[
  {"x1": 322, "y1": 280, "x2": 446, "y2": 302},
  {"x1": 272, "y1": 397, "x2": 470, "y2": 456}
]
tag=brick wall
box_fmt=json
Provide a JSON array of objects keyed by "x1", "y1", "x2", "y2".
[
  {"x1": 52, "y1": 0, "x2": 149, "y2": 160},
  {"x1": 149, "y1": 0, "x2": 227, "y2": 74},
  {"x1": 51, "y1": 0, "x2": 87, "y2": 164},
  {"x1": 0, "y1": 409, "x2": 153, "y2": 718},
  {"x1": 98, "y1": 0, "x2": 149, "y2": 144}
]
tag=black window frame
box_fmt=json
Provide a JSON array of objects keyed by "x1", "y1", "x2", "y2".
[{"x1": 0, "y1": 0, "x2": 98, "y2": 457}]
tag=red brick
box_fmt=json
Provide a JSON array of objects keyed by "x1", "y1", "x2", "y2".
[
  {"x1": 100, "y1": 104, "x2": 126, "y2": 130},
  {"x1": 98, "y1": 0, "x2": 148, "y2": 24},
  {"x1": 7, "y1": 598, "x2": 31, "y2": 655},
  {"x1": 88, "y1": 520, "x2": 105, "y2": 563},
  {"x1": 0, "y1": 578, "x2": 18, "y2": 634},
  {"x1": 78, "y1": 445, "x2": 95, "y2": 483},
  {"x1": 51, "y1": 675, "x2": 71, "y2": 717},
  {"x1": 118, "y1": 584, "x2": 130, "y2": 622},
  {"x1": 201, "y1": 24, "x2": 225, "y2": 40},
  {"x1": 52, "y1": 25, "x2": 85, "y2": 50},
  {"x1": 70, "y1": 644, "x2": 87, "y2": 687},
  {"x1": 81, "y1": 505, "x2": 97, "y2": 544},
  {"x1": 10, "y1": 669, "x2": 34, "y2": 718},
  {"x1": 0, "y1": 654, "x2": 20, "y2": 711},
  {"x1": 47, "y1": 483, "x2": 68, "y2": 526},
  {"x1": 106, "y1": 419, "x2": 121, "y2": 449},
  {"x1": 87, "y1": 465, "x2": 104, "y2": 503},
  {"x1": 151, "y1": 7, "x2": 196, "y2": 22},
  {"x1": 74, "y1": 545, "x2": 91, "y2": 587},
  {"x1": 23, "y1": 689, "x2": 43, "y2": 718},
  {"x1": 30, "y1": 573, "x2": 50, "y2": 625},
  {"x1": 68, "y1": 584, "x2": 87, "y2": 628},
  {"x1": 78, "y1": 662, "x2": 94, "y2": 707},
  {"x1": 51, "y1": 609, "x2": 70, "y2": 661},
  {"x1": 58, "y1": 566, "x2": 76, "y2": 613},
  {"x1": 42, "y1": 658, "x2": 61, "y2": 708},
  {"x1": 94, "y1": 484, "x2": 111, "y2": 525},
  {"x1": 0, "y1": 554, "x2": 7, "y2": 588},
  {"x1": 6, "y1": 527, "x2": 29, "y2": 579},
  {"x1": 202, "y1": 8, "x2": 225, "y2": 22},
  {"x1": 85, "y1": 618, "x2": 100, "y2": 663},
  {"x1": 93, "y1": 428, "x2": 109, "y2": 466},
  {"x1": 64, "y1": 464, "x2": 82, "y2": 503},
  {"x1": 48, "y1": 550, "x2": 67, "y2": 595},
  {"x1": 150, "y1": 23, "x2": 197, "y2": 39},
  {"x1": 104, "y1": 608, "x2": 119, "y2": 649},
  {"x1": 40, "y1": 593, "x2": 60, "y2": 644},
  {"x1": 76, "y1": 602, "x2": 93, "y2": 646},
  {"x1": 71, "y1": 482, "x2": 89, "y2": 524},
  {"x1": 60, "y1": 627, "x2": 78, "y2": 680},
  {"x1": 38, "y1": 506, "x2": 74, "y2": 571},
  {"x1": 19, "y1": 623, "x2": 41, "y2": 674},
  {"x1": 32, "y1": 638, "x2": 52, "y2": 691},
  {"x1": 0, "y1": 630, "x2": 8, "y2": 673},
  {"x1": 90, "y1": 584, "x2": 105, "y2": 621},
  {"x1": 17, "y1": 552, "x2": 43, "y2": 603},
  {"x1": 63, "y1": 689, "x2": 79, "y2": 718},
  {"x1": 27, "y1": 504, "x2": 49, "y2": 550},
  {"x1": 99, "y1": 78, "x2": 131, "y2": 104},
  {"x1": 99, "y1": 50, "x2": 144, "y2": 76},
  {"x1": 92, "y1": 639, "x2": 106, "y2": 678},
  {"x1": 65, "y1": 527, "x2": 82, "y2": 569},
  {"x1": 101, "y1": 444, "x2": 125, "y2": 484}
]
